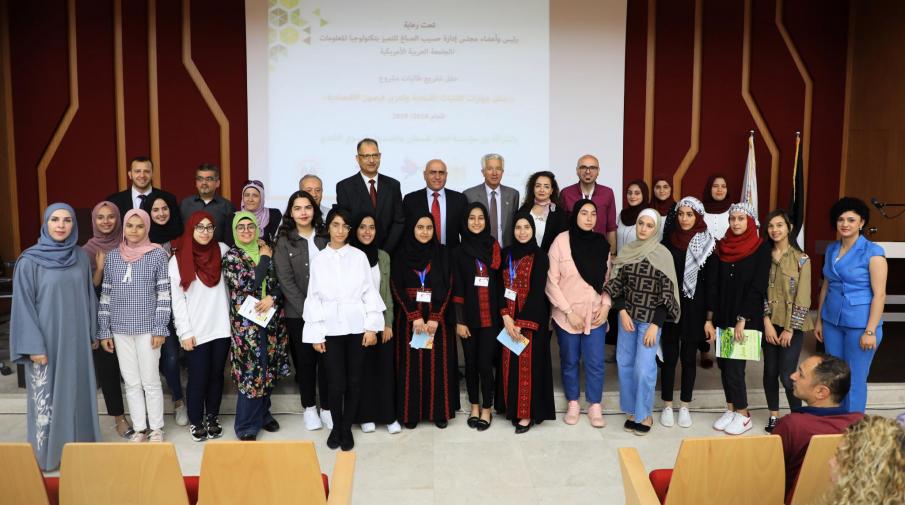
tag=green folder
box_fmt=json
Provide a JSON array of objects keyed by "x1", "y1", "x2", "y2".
[{"x1": 714, "y1": 328, "x2": 762, "y2": 361}]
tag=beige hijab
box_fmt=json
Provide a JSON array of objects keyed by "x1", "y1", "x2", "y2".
[{"x1": 611, "y1": 208, "x2": 681, "y2": 306}]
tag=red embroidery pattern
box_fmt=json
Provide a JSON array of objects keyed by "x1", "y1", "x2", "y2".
[
  {"x1": 475, "y1": 261, "x2": 492, "y2": 327},
  {"x1": 502, "y1": 254, "x2": 536, "y2": 419}
]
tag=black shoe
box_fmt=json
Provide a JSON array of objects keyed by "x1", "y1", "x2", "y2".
[
  {"x1": 467, "y1": 416, "x2": 480, "y2": 429},
  {"x1": 326, "y1": 429, "x2": 341, "y2": 450},
  {"x1": 475, "y1": 417, "x2": 492, "y2": 432},
  {"x1": 434, "y1": 419, "x2": 448, "y2": 429},
  {"x1": 633, "y1": 423, "x2": 652, "y2": 436},
  {"x1": 238, "y1": 433, "x2": 257, "y2": 441},
  {"x1": 404, "y1": 422, "x2": 418, "y2": 430},
  {"x1": 263, "y1": 418, "x2": 280, "y2": 433},
  {"x1": 515, "y1": 421, "x2": 533, "y2": 434},
  {"x1": 340, "y1": 430, "x2": 355, "y2": 451},
  {"x1": 190, "y1": 424, "x2": 208, "y2": 442},
  {"x1": 623, "y1": 420, "x2": 637, "y2": 433},
  {"x1": 764, "y1": 416, "x2": 779, "y2": 433},
  {"x1": 206, "y1": 416, "x2": 223, "y2": 439}
]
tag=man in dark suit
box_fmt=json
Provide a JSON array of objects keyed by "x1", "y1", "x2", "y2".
[
  {"x1": 335, "y1": 138, "x2": 405, "y2": 253},
  {"x1": 463, "y1": 153, "x2": 520, "y2": 248},
  {"x1": 402, "y1": 159, "x2": 467, "y2": 249},
  {"x1": 107, "y1": 155, "x2": 183, "y2": 230}
]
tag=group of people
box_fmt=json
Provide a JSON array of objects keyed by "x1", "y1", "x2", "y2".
[{"x1": 9, "y1": 139, "x2": 889, "y2": 474}]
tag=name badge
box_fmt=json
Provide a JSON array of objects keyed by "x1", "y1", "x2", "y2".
[
  {"x1": 504, "y1": 288, "x2": 517, "y2": 301},
  {"x1": 416, "y1": 290, "x2": 432, "y2": 303},
  {"x1": 474, "y1": 276, "x2": 489, "y2": 287}
]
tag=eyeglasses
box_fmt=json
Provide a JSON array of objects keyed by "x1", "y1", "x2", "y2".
[
  {"x1": 357, "y1": 153, "x2": 381, "y2": 161},
  {"x1": 195, "y1": 176, "x2": 218, "y2": 182},
  {"x1": 235, "y1": 224, "x2": 257, "y2": 232},
  {"x1": 329, "y1": 222, "x2": 352, "y2": 231},
  {"x1": 194, "y1": 224, "x2": 215, "y2": 233},
  {"x1": 578, "y1": 165, "x2": 599, "y2": 172}
]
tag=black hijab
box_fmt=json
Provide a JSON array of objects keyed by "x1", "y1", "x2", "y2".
[
  {"x1": 620, "y1": 179, "x2": 650, "y2": 226},
  {"x1": 393, "y1": 212, "x2": 449, "y2": 304},
  {"x1": 569, "y1": 199, "x2": 610, "y2": 293},
  {"x1": 460, "y1": 202, "x2": 497, "y2": 266},
  {"x1": 399, "y1": 212, "x2": 438, "y2": 270},
  {"x1": 349, "y1": 211, "x2": 379, "y2": 267},
  {"x1": 507, "y1": 211, "x2": 539, "y2": 260},
  {"x1": 148, "y1": 191, "x2": 184, "y2": 245}
]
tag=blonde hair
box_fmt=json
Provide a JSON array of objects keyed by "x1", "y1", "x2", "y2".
[{"x1": 821, "y1": 415, "x2": 905, "y2": 505}]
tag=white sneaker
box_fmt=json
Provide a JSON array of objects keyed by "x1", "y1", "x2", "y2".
[
  {"x1": 724, "y1": 413, "x2": 753, "y2": 435},
  {"x1": 713, "y1": 410, "x2": 736, "y2": 431},
  {"x1": 320, "y1": 409, "x2": 334, "y2": 430},
  {"x1": 387, "y1": 421, "x2": 402, "y2": 434},
  {"x1": 129, "y1": 431, "x2": 148, "y2": 443},
  {"x1": 174, "y1": 404, "x2": 188, "y2": 426},
  {"x1": 361, "y1": 422, "x2": 376, "y2": 433},
  {"x1": 148, "y1": 429, "x2": 165, "y2": 442},
  {"x1": 303, "y1": 406, "x2": 323, "y2": 431},
  {"x1": 659, "y1": 407, "x2": 675, "y2": 427},
  {"x1": 677, "y1": 407, "x2": 693, "y2": 428}
]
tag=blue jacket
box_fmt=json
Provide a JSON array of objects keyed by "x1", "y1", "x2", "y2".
[{"x1": 821, "y1": 236, "x2": 884, "y2": 328}]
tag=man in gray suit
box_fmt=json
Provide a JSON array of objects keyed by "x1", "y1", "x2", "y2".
[{"x1": 463, "y1": 153, "x2": 520, "y2": 248}]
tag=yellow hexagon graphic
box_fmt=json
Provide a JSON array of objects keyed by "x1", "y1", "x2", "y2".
[
  {"x1": 268, "y1": 27, "x2": 277, "y2": 44},
  {"x1": 280, "y1": 0, "x2": 299, "y2": 8},
  {"x1": 269, "y1": 8, "x2": 288, "y2": 27},
  {"x1": 290, "y1": 9, "x2": 307, "y2": 26},
  {"x1": 280, "y1": 26, "x2": 299, "y2": 45}
]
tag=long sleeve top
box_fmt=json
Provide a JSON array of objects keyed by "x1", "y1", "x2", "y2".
[
  {"x1": 168, "y1": 243, "x2": 232, "y2": 345},
  {"x1": 375, "y1": 250, "x2": 394, "y2": 328},
  {"x1": 764, "y1": 247, "x2": 813, "y2": 331},
  {"x1": 302, "y1": 244, "x2": 386, "y2": 344},
  {"x1": 97, "y1": 248, "x2": 171, "y2": 339},
  {"x1": 499, "y1": 251, "x2": 550, "y2": 332},
  {"x1": 604, "y1": 258, "x2": 680, "y2": 327},
  {"x1": 705, "y1": 241, "x2": 772, "y2": 331},
  {"x1": 545, "y1": 232, "x2": 612, "y2": 334},
  {"x1": 273, "y1": 229, "x2": 328, "y2": 318},
  {"x1": 452, "y1": 243, "x2": 502, "y2": 330}
]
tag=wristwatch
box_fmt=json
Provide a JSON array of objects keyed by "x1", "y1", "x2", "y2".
[
  {"x1": 736, "y1": 316, "x2": 748, "y2": 323},
  {"x1": 864, "y1": 329, "x2": 875, "y2": 336}
]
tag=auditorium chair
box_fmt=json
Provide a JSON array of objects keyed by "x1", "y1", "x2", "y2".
[
  {"x1": 619, "y1": 435, "x2": 786, "y2": 505},
  {"x1": 59, "y1": 442, "x2": 191, "y2": 505},
  {"x1": 788, "y1": 434, "x2": 842, "y2": 505},
  {"x1": 0, "y1": 443, "x2": 54, "y2": 505},
  {"x1": 196, "y1": 440, "x2": 355, "y2": 505}
]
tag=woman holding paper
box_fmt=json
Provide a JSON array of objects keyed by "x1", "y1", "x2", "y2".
[
  {"x1": 222, "y1": 211, "x2": 291, "y2": 440},
  {"x1": 452, "y1": 202, "x2": 502, "y2": 431},
  {"x1": 604, "y1": 209, "x2": 681, "y2": 436},
  {"x1": 545, "y1": 199, "x2": 612, "y2": 428},
  {"x1": 704, "y1": 203, "x2": 771, "y2": 435},
  {"x1": 169, "y1": 211, "x2": 231, "y2": 442},
  {"x1": 391, "y1": 213, "x2": 458, "y2": 429},
  {"x1": 303, "y1": 207, "x2": 385, "y2": 451},
  {"x1": 762, "y1": 209, "x2": 812, "y2": 432},
  {"x1": 498, "y1": 211, "x2": 556, "y2": 433}
]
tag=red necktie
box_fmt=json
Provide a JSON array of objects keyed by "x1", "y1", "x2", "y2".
[
  {"x1": 431, "y1": 192, "x2": 442, "y2": 241},
  {"x1": 369, "y1": 179, "x2": 377, "y2": 209}
]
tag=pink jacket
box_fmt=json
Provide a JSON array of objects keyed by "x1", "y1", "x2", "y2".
[{"x1": 545, "y1": 231, "x2": 612, "y2": 334}]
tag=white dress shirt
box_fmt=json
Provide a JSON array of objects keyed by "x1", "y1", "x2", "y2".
[
  {"x1": 360, "y1": 172, "x2": 378, "y2": 193},
  {"x1": 132, "y1": 186, "x2": 152, "y2": 210},
  {"x1": 425, "y1": 187, "x2": 447, "y2": 244},
  {"x1": 168, "y1": 243, "x2": 232, "y2": 345},
  {"x1": 302, "y1": 244, "x2": 386, "y2": 344},
  {"x1": 483, "y1": 183, "x2": 504, "y2": 242}
]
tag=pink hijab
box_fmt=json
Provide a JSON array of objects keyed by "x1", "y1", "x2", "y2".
[
  {"x1": 82, "y1": 201, "x2": 122, "y2": 272},
  {"x1": 119, "y1": 209, "x2": 162, "y2": 263},
  {"x1": 241, "y1": 181, "x2": 270, "y2": 230}
]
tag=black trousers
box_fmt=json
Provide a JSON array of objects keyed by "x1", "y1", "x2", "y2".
[
  {"x1": 718, "y1": 357, "x2": 748, "y2": 410},
  {"x1": 325, "y1": 334, "x2": 366, "y2": 433},
  {"x1": 185, "y1": 338, "x2": 230, "y2": 426},
  {"x1": 762, "y1": 324, "x2": 803, "y2": 412},
  {"x1": 461, "y1": 327, "x2": 496, "y2": 408},
  {"x1": 660, "y1": 324, "x2": 698, "y2": 403},
  {"x1": 287, "y1": 318, "x2": 329, "y2": 409},
  {"x1": 93, "y1": 346, "x2": 125, "y2": 417}
]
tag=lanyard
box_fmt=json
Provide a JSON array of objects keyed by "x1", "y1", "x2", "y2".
[
  {"x1": 414, "y1": 263, "x2": 431, "y2": 289},
  {"x1": 508, "y1": 254, "x2": 522, "y2": 287},
  {"x1": 475, "y1": 259, "x2": 485, "y2": 276}
]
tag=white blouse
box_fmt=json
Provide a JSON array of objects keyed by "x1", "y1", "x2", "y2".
[
  {"x1": 530, "y1": 210, "x2": 548, "y2": 248},
  {"x1": 168, "y1": 243, "x2": 232, "y2": 346},
  {"x1": 704, "y1": 210, "x2": 731, "y2": 240},
  {"x1": 302, "y1": 244, "x2": 386, "y2": 344},
  {"x1": 616, "y1": 221, "x2": 636, "y2": 253}
]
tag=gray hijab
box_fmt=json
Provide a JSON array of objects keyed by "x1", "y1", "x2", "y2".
[{"x1": 19, "y1": 203, "x2": 81, "y2": 269}]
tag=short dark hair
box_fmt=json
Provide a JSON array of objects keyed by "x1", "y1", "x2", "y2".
[
  {"x1": 356, "y1": 138, "x2": 379, "y2": 153},
  {"x1": 325, "y1": 206, "x2": 353, "y2": 243},
  {"x1": 829, "y1": 197, "x2": 870, "y2": 232},
  {"x1": 196, "y1": 163, "x2": 220, "y2": 177},
  {"x1": 130, "y1": 155, "x2": 153, "y2": 170},
  {"x1": 763, "y1": 208, "x2": 801, "y2": 250},
  {"x1": 811, "y1": 353, "x2": 851, "y2": 404}
]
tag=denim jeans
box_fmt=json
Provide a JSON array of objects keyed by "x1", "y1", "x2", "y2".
[
  {"x1": 617, "y1": 319, "x2": 660, "y2": 421},
  {"x1": 554, "y1": 322, "x2": 606, "y2": 403}
]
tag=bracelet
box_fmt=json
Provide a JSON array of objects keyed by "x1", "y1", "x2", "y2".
[
  {"x1": 564, "y1": 309, "x2": 573, "y2": 315},
  {"x1": 864, "y1": 329, "x2": 875, "y2": 336}
]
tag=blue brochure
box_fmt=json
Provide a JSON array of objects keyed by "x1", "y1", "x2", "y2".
[{"x1": 496, "y1": 328, "x2": 529, "y2": 356}]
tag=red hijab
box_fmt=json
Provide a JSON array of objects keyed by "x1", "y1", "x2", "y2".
[
  {"x1": 702, "y1": 174, "x2": 733, "y2": 214},
  {"x1": 717, "y1": 206, "x2": 762, "y2": 262},
  {"x1": 176, "y1": 211, "x2": 222, "y2": 291},
  {"x1": 669, "y1": 197, "x2": 708, "y2": 251},
  {"x1": 650, "y1": 175, "x2": 675, "y2": 216}
]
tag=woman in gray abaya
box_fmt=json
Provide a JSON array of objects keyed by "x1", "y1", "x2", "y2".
[{"x1": 10, "y1": 203, "x2": 102, "y2": 471}]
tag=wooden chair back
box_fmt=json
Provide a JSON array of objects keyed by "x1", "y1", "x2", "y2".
[
  {"x1": 665, "y1": 435, "x2": 785, "y2": 505},
  {"x1": 789, "y1": 434, "x2": 843, "y2": 505},
  {"x1": 618, "y1": 447, "x2": 661, "y2": 505},
  {"x1": 59, "y1": 442, "x2": 189, "y2": 505},
  {"x1": 197, "y1": 441, "x2": 355, "y2": 505},
  {"x1": 0, "y1": 443, "x2": 50, "y2": 505}
]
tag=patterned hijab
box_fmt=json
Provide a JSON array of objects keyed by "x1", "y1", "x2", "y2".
[
  {"x1": 669, "y1": 197, "x2": 715, "y2": 297},
  {"x1": 612, "y1": 208, "x2": 680, "y2": 305},
  {"x1": 118, "y1": 209, "x2": 162, "y2": 264},
  {"x1": 232, "y1": 211, "x2": 261, "y2": 265},
  {"x1": 82, "y1": 201, "x2": 122, "y2": 272},
  {"x1": 20, "y1": 203, "x2": 81, "y2": 269},
  {"x1": 717, "y1": 203, "x2": 763, "y2": 262}
]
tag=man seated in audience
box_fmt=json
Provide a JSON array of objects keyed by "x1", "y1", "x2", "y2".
[{"x1": 773, "y1": 353, "x2": 864, "y2": 497}]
